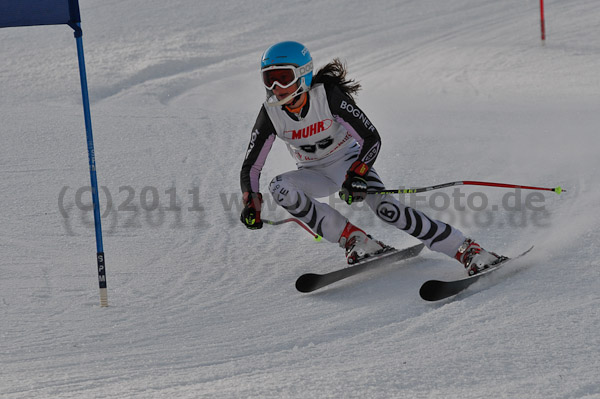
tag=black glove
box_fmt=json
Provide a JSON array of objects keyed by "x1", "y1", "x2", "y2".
[
  {"x1": 240, "y1": 192, "x2": 263, "y2": 229},
  {"x1": 339, "y1": 161, "x2": 369, "y2": 205}
]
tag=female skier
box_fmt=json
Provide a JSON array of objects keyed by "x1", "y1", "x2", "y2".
[{"x1": 240, "y1": 41, "x2": 502, "y2": 275}]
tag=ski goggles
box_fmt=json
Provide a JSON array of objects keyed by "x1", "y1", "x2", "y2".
[{"x1": 262, "y1": 61, "x2": 312, "y2": 90}]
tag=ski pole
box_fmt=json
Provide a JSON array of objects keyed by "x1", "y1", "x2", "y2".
[
  {"x1": 263, "y1": 218, "x2": 323, "y2": 241},
  {"x1": 368, "y1": 181, "x2": 565, "y2": 195}
]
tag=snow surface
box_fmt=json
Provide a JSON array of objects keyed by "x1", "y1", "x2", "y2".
[{"x1": 1, "y1": 0, "x2": 599, "y2": 398}]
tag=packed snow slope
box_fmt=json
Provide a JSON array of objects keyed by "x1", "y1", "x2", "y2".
[{"x1": 1, "y1": 1, "x2": 599, "y2": 398}]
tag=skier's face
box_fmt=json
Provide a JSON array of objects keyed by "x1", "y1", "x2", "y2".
[{"x1": 272, "y1": 82, "x2": 299, "y2": 104}]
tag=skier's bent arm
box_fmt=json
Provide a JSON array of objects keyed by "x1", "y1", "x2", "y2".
[
  {"x1": 240, "y1": 105, "x2": 277, "y2": 194},
  {"x1": 240, "y1": 106, "x2": 276, "y2": 229},
  {"x1": 325, "y1": 84, "x2": 381, "y2": 170}
]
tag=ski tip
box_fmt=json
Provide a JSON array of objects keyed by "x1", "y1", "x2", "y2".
[
  {"x1": 295, "y1": 273, "x2": 320, "y2": 293},
  {"x1": 411, "y1": 243, "x2": 426, "y2": 255},
  {"x1": 525, "y1": 245, "x2": 534, "y2": 254},
  {"x1": 419, "y1": 280, "x2": 445, "y2": 302}
]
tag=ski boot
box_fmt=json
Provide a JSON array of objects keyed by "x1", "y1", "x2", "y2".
[
  {"x1": 455, "y1": 238, "x2": 507, "y2": 276},
  {"x1": 338, "y1": 222, "x2": 391, "y2": 265}
]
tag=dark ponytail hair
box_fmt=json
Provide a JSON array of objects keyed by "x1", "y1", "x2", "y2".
[{"x1": 312, "y1": 58, "x2": 361, "y2": 100}]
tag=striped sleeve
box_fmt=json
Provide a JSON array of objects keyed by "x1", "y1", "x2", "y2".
[
  {"x1": 325, "y1": 84, "x2": 381, "y2": 169},
  {"x1": 240, "y1": 105, "x2": 277, "y2": 193}
]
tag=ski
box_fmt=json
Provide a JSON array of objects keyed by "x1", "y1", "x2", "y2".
[
  {"x1": 296, "y1": 243, "x2": 425, "y2": 293},
  {"x1": 419, "y1": 246, "x2": 534, "y2": 301}
]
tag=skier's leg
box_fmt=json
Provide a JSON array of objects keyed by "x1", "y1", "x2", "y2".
[
  {"x1": 269, "y1": 169, "x2": 347, "y2": 243},
  {"x1": 364, "y1": 168, "x2": 466, "y2": 257}
]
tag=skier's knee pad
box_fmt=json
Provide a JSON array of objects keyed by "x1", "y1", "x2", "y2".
[{"x1": 269, "y1": 175, "x2": 296, "y2": 206}]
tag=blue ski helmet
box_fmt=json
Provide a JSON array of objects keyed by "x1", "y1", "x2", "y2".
[{"x1": 260, "y1": 41, "x2": 313, "y2": 105}]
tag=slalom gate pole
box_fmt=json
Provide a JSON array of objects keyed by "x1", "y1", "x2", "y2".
[
  {"x1": 368, "y1": 181, "x2": 565, "y2": 195},
  {"x1": 263, "y1": 218, "x2": 322, "y2": 241},
  {"x1": 72, "y1": 23, "x2": 108, "y2": 307},
  {"x1": 540, "y1": 0, "x2": 546, "y2": 42}
]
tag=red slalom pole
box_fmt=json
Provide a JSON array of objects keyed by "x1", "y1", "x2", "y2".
[
  {"x1": 540, "y1": 0, "x2": 546, "y2": 41},
  {"x1": 369, "y1": 181, "x2": 565, "y2": 195},
  {"x1": 263, "y1": 179, "x2": 565, "y2": 240},
  {"x1": 263, "y1": 218, "x2": 322, "y2": 241},
  {"x1": 462, "y1": 180, "x2": 561, "y2": 193}
]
